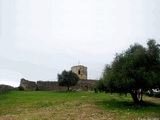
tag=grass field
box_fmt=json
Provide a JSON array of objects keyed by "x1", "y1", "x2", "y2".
[{"x1": 0, "y1": 91, "x2": 160, "y2": 120}]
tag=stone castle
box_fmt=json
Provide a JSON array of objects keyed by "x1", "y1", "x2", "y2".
[
  {"x1": 71, "y1": 65, "x2": 87, "y2": 80},
  {"x1": 20, "y1": 65, "x2": 97, "y2": 91}
]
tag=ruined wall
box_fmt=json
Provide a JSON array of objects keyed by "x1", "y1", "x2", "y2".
[
  {"x1": 0, "y1": 85, "x2": 14, "y2": 93},
  {"x1": 72, "y1": 79, "x2": 97, "y2": 91},
  {"x1": 20, "y1": 78, "x2": 98, "y2": 91},
  {"x1": 19, "y1": 65, "x2": 97, "y2": 91},
  {"x1": 37, "y1": 81, "x2": 66, "y2": 91},
  {"x1": 20, "y1": 78, "x2": 37, "y2": 91}
]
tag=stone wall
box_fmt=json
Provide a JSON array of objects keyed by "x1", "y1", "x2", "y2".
[
  {"x1": 72, "y1": 79, "x2": 97, "y2": 91},
  {"x1": 20, "y1": 78, "x2": 37, "y2": 91},
  {"x1": 20, "y1": 78, "x2": 98, "y2": 91},
  {"x1": 37, "y1": 81, "x2": 66, "y2": 91},
  {"x1": 0, "y1": 85, "x2": 14, "y2": 93}
]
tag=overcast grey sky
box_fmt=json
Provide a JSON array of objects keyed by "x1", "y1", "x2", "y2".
[{"x1": 0, "y1": 0, "x2": 160, "y2": 87}]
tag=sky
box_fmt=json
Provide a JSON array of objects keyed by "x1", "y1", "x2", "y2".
[{"x1": 0, "y1": 0, "x2": 160, "y2": 87}]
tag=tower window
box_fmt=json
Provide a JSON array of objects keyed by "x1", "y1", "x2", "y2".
[{"x1": 78, "y1": 70, "x2": 81, "y2": 74}]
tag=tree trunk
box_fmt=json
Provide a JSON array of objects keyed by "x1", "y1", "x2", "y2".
[
  {"x1": 130, "y1": 91, "x2": 139, "y2": 104},
  {"x1": 67, "y1": 86, "x2": 69, "y2": 91}
]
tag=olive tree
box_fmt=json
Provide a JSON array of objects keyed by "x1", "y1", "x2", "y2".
[
  {"x1": 100, "y1": 39, "x2": 160, "y2": 103},
  {"x1": 58, "y1": 70, "x2": 79, "y2": 91}
]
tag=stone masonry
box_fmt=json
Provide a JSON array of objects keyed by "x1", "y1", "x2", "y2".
[
  {"x1": 71, "y1": 65, "x2": 87, "y2": 80},
  {"x1": 20, "y1": 78, "x2": 97, "y2": 91},
  {"x1": 20, "y1": 78, "x2": 37, "y2": 91},
  {"x1": 0, "y1": 85, "x2": 14, "y2": 93},
  {"x1": 20, "y1": 65, "x2": 97, "y2": 91}
]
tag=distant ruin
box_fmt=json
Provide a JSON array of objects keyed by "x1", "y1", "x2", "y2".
[
  {"x1": 20, "y1": 78, "x2": 97, "y2": 91},
  {"x1": 19, "y1": 65, "x2": 98, "y2": 91},
  {"x1": 71, "y1": 65, "x2": 87, "y2": 80}
]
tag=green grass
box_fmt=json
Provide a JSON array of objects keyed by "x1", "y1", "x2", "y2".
[
  {"x1": 95, "y1": 94, "x2": 160, "y2": 118},
  {"x1": 0, "y1": 91, "x2": 160, "y2": 120}
]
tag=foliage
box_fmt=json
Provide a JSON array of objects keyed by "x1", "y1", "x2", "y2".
[
  {"x1": 94, "y1": 79, "x2": 108, "y2": 92},
  {"x1": 100, "y1": 39, "x2": 160, "y2": 103},
  {"x1": 58, "y1": 70, "x2": 79, "y2": 91},
  {"x1": 18, "y1": 86, "x2": 24, "y2": 91},
  {"x1": 154, "y1": 92, "x2": 160, "y2": 98}
]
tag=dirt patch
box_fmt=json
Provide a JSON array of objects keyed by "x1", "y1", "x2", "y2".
[
  {"x1": 0, "y1": 101, "x2": 114, "y2": 120},
  {"x1": 143, "y1": 96, "x2": 160, "y2": 104}
]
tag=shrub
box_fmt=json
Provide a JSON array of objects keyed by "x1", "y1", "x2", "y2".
[
  {"x1": 154, "y1": 92, "x2": 160, "y2": 98},
  {"x1": 18, "y1": 86, "x2": 24, "y2": 91}
]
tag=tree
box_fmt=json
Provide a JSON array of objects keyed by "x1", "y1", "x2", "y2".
[
  {"x1": 100, "y1": 39, "x2": 160, "y2": 104},
  {"x1": 58, "y1": 70, "x2": 79, "y2": 91},
  {"x1": 94, "y1": 79, "x2": 108, "y2": 92}
]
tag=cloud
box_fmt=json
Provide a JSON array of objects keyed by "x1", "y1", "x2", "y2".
[
  {"x1": 0, "y1": 56, "x2": 59, "y2": 86},
  {"x1": 1, "y1": 0, "x2": 160, "y2": 87},
  {"x1": 0, "y1": 69, "x2": 22, "y2": 87}
]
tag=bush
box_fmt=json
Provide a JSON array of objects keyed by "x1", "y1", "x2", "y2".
[
  {"x1": 18, "y1": 86, "x2": 24, "y2": 91},
  {"x1": 154, "y1": 92, "x2": 160, "y2": 98},
  {"x1": 94, "y1": 80, "x2": 109, "y2": 93}
]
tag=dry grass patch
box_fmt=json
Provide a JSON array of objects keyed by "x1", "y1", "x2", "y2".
[{"x1": 0, "y1": 101, "x2": 114, "y2": 120}]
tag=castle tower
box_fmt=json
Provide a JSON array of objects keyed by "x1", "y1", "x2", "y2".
[{"x1": 71, "y1": 65, "x2": 87, "y2": 80}]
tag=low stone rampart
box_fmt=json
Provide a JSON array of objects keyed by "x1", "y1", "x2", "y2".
[
  {"x1": 20, "y1": 78, "x2": 98, "y2": 91},
  {"x1": 0, "y1": 85, "x2": 14, "y2": 93},
  {"x1": 72, "y1": 79, "x2": 96, "y2": 91},
  {"x1": 37, "y1": 81, "x2": 66, "y2": 91}
]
